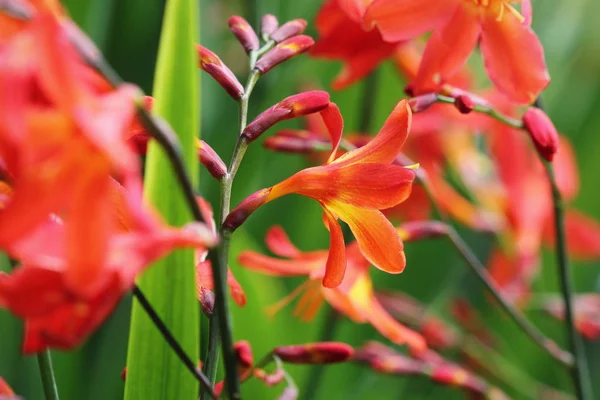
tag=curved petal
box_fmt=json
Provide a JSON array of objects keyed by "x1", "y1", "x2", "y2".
[
  {"x1": 554, "y1": 136, "x2": 579, "y2": 201},
  {"x1": 364, "y1": 0, "x2": 457, "y2": 42},
  {"x1": 238, "y1": 251, "x2": 323, "y2": 277},
  {"x1": 328, "y1": 201, "x2": 406, "y2": 274},
  {"x1": 333, "y1": 99, "x2": 411, "y2": 166},
  {"x1": 413, "y1": 5, "x2": 481, "y2": 94},
  {"x1": 265, "y1": 226, "x2": 302, "y2": 257},
  {"x1": 320, "y1": 103, "x2": 344, "y2": 163},
  {"x1": 322, "y1": 206, "x2": 347, "y2": 288},
  {"x1": 337, "y1": 0, "x2": 370, "y2": 22},
  {"x1": 543, "y1": 209, "x2": 600, "y2": 261},
  {"x1": 480, "y1": 11, "x2": 549, "y2": 104},
  {"x1": 227, "y1": 269, "x2": 247, "y2": 307},
  {"x1": 330, "y1": 44, "x2": 396, "y2": 91}
]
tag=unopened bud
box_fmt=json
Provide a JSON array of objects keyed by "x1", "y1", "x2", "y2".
[
  {"x1": 273, "y1": 342, "x2": 354, "y2": 364},
  {"x1": 224, "y1": 188, "x2": 272, "y2": 232},
  {"x1": 454, "y1": 95, "x2": 475, "y2": 114},
  {"x1": 197, "y1": 45, "x2": 244, "y2": 100},
  {"x1": 261, "y1": 14, "x2": 279, "y2": 39},
  {"x1": 228, "y1": 16, "x2": 259, "y2": 53},
  {"x1": 264, "y1": 131, "x2": 330, "y2": 154},
  {"x1": 196, "y1": 139, "x2": 227, "y2": 179},
  {"x1": 243, "y1": 91, "x2": 330, "y2": 142},
  {"x1": 522, "y1": 107, "x2": 559, "y2": 162},
  {"x1": 199, "y1": 286, "x2": 215, "y2": 315},
  {"x1": 408, "y1": 93, "x2": 437, "y2": 113},
  {"x1": 233, "y1": 340, "x2": 254, "y2": 369},
  {"x1": 254, "y1": 35, "x2": 314, "y2": 74},
  {"x1": 397, "y1": 221, "x2": 449, "y2": 242},
  {"x1": 270, "y1": 19, "x2": 307, "y2": 43}
]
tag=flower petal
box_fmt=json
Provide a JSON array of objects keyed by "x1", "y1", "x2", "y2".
[
  {"x1": 238, "y1": 251, "x2": 324, "y2": 277},
  {"x1": 328, "y1": 201, "x2": 406, "y2": 274},
  {"x1": 554, "y1": 136, "x2": 579, "y2": 202},
  {"x1": 322, "y1": 206, "x2": 347, "y2": 288},
  {"x1": 266, "y1": 226, "x2": 302, "y2": 257},
  {"x1": 321, "y1": 103, "x2": 344, "y2": 163},
  {"x1": 364, "y1": 0, "x2": 456, "y2": 42},
  {"x1": 413, "y1": 5, "x2": 481, "y2": 94},
  {"x1": 480, "y1": 11, "x2": 549, "y2": 104},
  {"x1": 544, "y1": 210, "x2": 600, "y2": 261}
]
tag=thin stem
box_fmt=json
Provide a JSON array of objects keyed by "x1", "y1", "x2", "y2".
[
  {"x1": 544, "y1": 163, "x2": 592, "y2": 400},
  {"x1": 446, "y1": 228, "x2": 574, "y2": 367},
  {"x1": 358, "y1": 70, "x2": 379, "y2": 132},
  {"x1": 37, "y1": 350, "x2": 60, "y2": 400},
  {"x1": 131, "y1": 286, "x2": 217, "y2": 400},
  {"x1": 433, "y1": 94, "x2": 524, "y2": 129}
]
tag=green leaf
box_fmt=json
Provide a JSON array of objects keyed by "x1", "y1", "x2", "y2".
[{"x1": 124, "y1": 0, "x2": 200, "y2": 399}]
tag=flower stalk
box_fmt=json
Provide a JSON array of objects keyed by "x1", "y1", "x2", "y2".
[{"x1": 37, "y1": 350, "x2": 60, "y2": 400}]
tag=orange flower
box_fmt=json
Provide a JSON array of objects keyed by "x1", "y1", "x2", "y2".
[
  {"x1": 238, "y1": 226, "x2": 427, "y2": 353},
  {"x1": 227, "y1": 100, "x2": 416, "y2": 287},
  {"x1": 364, "y1": 0, "x2": 549, "y2": 104}
]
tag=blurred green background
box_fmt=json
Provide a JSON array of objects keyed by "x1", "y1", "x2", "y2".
[{"x1": 1, "y1": 0, "x2": 599, "y2": 398}]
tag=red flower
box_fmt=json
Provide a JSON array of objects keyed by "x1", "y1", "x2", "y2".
[
  {"x1": 238, "y1": 226, "x2": 427, "y2": 354},
  {"x1": 364, "y1": 0, "x2": 549, "y2": 104},
  {"x1": 539, "y1": 294, "x2": 600, "y2": 340},
  {"x1": 228, "y1": 100, "x2": 416, "y2": 288}
]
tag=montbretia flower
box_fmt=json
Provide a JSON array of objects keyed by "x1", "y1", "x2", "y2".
[
  {"x1": 254, "y1": 35, "x2": 314, "y2": 74},
  {"x1": 270, "y1": 19, "x2": 307, "y2": 43},
  {"x1": 228, "y1": 16, "x2": 259, "y2": 53},
  {"x1": 0, "y1": 0, "x2": 63, "y2": 40},
  {"x1": 238, "y1": 226, "x2": 427, "y2": 353},
  {"x1": 364, "y1": 0, "x2": 549, "y2": 104},
  {"x1": 197, "y1": 45, "x2": 244, "y2": 100},
  {"x1": 230, "y1": 100, "x2": 416, "y2": 287}
]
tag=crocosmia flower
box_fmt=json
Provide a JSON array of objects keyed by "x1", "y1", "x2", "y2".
[
  {"x1": 227, "y1": 100, "x2": 416, "y2": 288},
  {"x1": 364, "y1": 0, "x2": 549, "y2": 104},
  {"x1": 238, "y1": 226, "x2": 427, "y2": 353}
]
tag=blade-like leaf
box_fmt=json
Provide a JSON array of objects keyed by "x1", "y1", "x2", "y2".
[{"x1": 124, "y1": 0, "x2": 200, "y2": 398}]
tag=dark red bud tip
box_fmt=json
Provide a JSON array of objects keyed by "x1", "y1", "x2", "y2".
[
  {"x1": 197, "y1": 140, "x2": 227, "y2": 180},
  {"x1": 242, "y1": 91, "x2": 330, "y2": 142},
  {"x1": 254, "y1": 35, "x2": 314, "y2": 74},
  {"x1": 228, "y1": 16, "x2": 259, "y2": 53},
  {"x1": 197, "y1": 45, "x2": 244, "y2": 99},
  {"x1": 404, "y1": 83, "x2": 416, "y2": 97},
  {"x1": 274, "y1": 342, "x2": 354, "y2": 364},
  {"x1": 270, "y1": 19, "x2": 308, "y2": 43},
  {"x1": 408, "y1": 93, "x2": 437, "y2": 113},
  {"x1": 454, "y1": 95, "x2": 475, "y2": 114},
  {"x1": 522, "y1": 107, "x2": 559, "y2": 162},
  {"x1": 233, "y1": 340, "x2": 254, "y2": 368},
  {"x1": 261, "y1": 14, "x2": 279, "y2": 37},
  {"x1": 199, "y1": 287, "x2": 215, "y2": 316},
  {"x1": 223, "y1": 188, "x2": 272, "y2": 232},
  {"x1": 397, "y1": 221, "x2": 449, "y2": 242}
]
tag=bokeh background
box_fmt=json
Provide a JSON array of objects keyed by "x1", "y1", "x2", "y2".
[{"x1": 1, "y1": 0, "x2": 600, "y2": 398}]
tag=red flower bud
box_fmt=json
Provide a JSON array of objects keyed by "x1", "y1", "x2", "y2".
[
  {"x1": 430, "y1": 365, "x2": 486, "y2": 394},
  {"x1": 522, "y1": 107, "x2": 559, "y2": 162},
  {"x1": 264, "y1": 134, "x2": 329, "y2": 154},
  {"x1": 254, "y1": 35, "x2": 314, "y2": 74},
  {"x1": 228, "y1": 16, "x2": 259, "y2": 53},
  {"x1": 397, "y1": 221, "x2": 449, "y2": 242},
  {"x1": 199, "y1": 286, "x2": 215, "y2": 315},
  {"x1": 196, "y1": 139, "x2": 227, "y2": 180},
  {"x1": 270, "y1": 19, "x2": 307, "y2": 43},
  {"x1": 261, "y1": 14, "x2": 279, "y2": 38},
  {"x1": 273, "y1": 342, "x2": 354, "y2": 364},
  {"x1": 233, "y1": 340, "x2": 254, "y2": 369},
  {"x1": 243, "y1": 91, "x2": 330, "y2": 142},
  {"x1": 454, "y1": 95, "x2": 475, "y2": 114},
  {"x1": 197, "y1": 45, "x2": 244, "y2": 100},
  {"x1": 224, "y1": 188, "x2": 272, "y2": 232},
  {"x1": 408, "y1": 93, "x2": 437, "y2": 113}
]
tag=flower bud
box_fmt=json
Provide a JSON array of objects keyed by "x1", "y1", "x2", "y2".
[
  {"x1": 233, "y1": 340, "x2": 254, "y2": 369},
  {"x1": 522, "y1": 107, "x2": 559, "y2": 162},
  {"x1": 261, "y1": 14, "x2": 279, "y2": 39},
  {"x1": 273, "y1": 342, "x2": 354, "y2": 364},
  {"x1": 396, "y1": 221, "x2": 449, "y2": 242},
  {"x1": 354, "y1": 342, "x2": 422, "y2": 374},
  {"x1": 254, "y1": 35, "x2": 314, "y2": 74},
  {"x1": 199, "y1": 286, "x2": 215, "y2": 315},
  {"x1": 270, "y1": 19, "x2": 307, "y2": 43},
  {"x1": 243, "y1": 91, "x2": 330, "y2": 142},
  {"x1": 197, "y1": 45, "x2": 244, "y2": 100},
  {"x1": 454, "y1": 95, "x2": 475, "y2": 114},
  {"x1": 228, "y1": 16, "x2": 259, "y2": 53},
  {"x1": 196, "y1": 139, "x2": 227, "y2": 180},
  {"x1": 264, "y1": 132, "x2": 329, "y2": 154},
  {"x1": 408, "y1": 93, "x2": 437, "y2": 113},
  {"x1": 224, "y1": 188, "x2": 272, "y2": 232}
]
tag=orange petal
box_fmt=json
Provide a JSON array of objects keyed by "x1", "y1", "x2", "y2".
[
  {"x1": 238, "y1": 251, "x2": 323, "y2": 277},
  {"x1": 544, "y1": 209, "x2": 600, "y2": 261},
  {"x1": 322, "y1": 206, "x2": 347, "y2": 288},
  {"x1": 337, "y1": 0, "x2": 371, "y2": 22},
  {"x1": 333, "y1": 99, "x2": 411, "y2": 166},
  {"x1": 480, "y1": 11, "x2": 549, "y2": 104},
  {"x1": 266, "y1": 226, "x2": 302, "y2": 257},
  {"x1": 363, "y1": 0, "x2": 456, "y2": 42},
  {"x1": 553, "y1": 136, "x2": 579, "y2": 202},
  {"x1": 328, "y1": 201, "x2": 406, "y2": 274},
  {"x1": 227, "y1": 269, "x2": 247, "y2": 307},
  {"x1": 321, "y1": 103, "x2": 344, "y2": 163},
  {"x1": 413, "y1": 5, "x2": 481, "y2": 94}
]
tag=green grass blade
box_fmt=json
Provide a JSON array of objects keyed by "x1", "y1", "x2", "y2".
[{"x1": 124, "y1": 0, "x2": 200, "y2": 398}]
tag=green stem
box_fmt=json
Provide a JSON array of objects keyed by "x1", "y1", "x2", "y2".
[
  {"x1": 543, "y1": 163, "x2": 592, "y2": 400},
  {"x1": 433, "y1": 94, "x2": 524, "y2": 129},
  {"x1": 37, "y1": 350, "x2": 60, "y2": 400},
  {"x1": 445, "y1": 228, "x2": 574, "y2": 367},
  {"x1": 358, "y1": 70, "x2": 379, "y2": 132}
]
